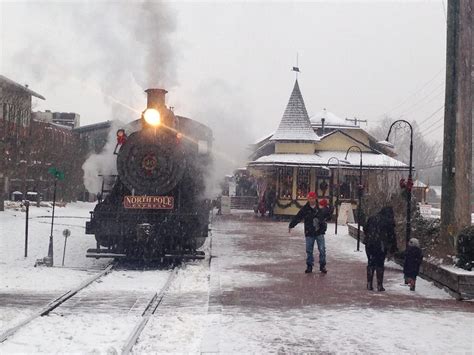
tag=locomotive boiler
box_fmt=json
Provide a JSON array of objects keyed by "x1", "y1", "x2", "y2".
[{"x1": 85, "y1": 88, "x2": 213, "y2": 260}]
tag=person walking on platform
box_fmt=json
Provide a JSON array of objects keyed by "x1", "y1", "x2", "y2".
[
  {"x1": 363, "y1": 206, "x2": 397, "y2": 291},
  {"x1": 403, "y1": 238, "x2": 423, "y2": 291},
  {"x1": 288, "y1": 191, "x2": 333, "y2": 274}
]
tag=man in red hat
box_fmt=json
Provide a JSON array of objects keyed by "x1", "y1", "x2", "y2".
[{"x1": 288, "y1": 191, "x2": 333, "y2": 273}]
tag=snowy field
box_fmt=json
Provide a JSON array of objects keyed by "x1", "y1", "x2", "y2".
[{"x1": 0, "y1": 203, "x2": 473, "y2": 353}]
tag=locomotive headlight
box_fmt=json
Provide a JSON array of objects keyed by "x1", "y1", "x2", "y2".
[{"x1": 143, "y1": 108, "x2": 161, "y2": 126}]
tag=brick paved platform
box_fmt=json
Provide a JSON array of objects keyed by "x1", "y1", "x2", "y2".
[{"x1": 210, "y1": 212, "x2": 474, "y2": 313}]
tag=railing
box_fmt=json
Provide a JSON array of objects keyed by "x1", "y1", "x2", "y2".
[{"x1": 230, "y1": 196, "x2": 257, "y2": 210}]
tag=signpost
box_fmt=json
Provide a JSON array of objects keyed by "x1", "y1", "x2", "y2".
[
  {"x1": 419, "y1": 204, "x2": 432, "y2": 218},
  {"x1": 24, "y1": 200, "x2": 30, "y2": 257},
  {"x1": 62, "y1": 229, "x2": 71, "y2": 266},
  {"x1": 45, "y1": 167, "x2": 65, "y2": 267}
]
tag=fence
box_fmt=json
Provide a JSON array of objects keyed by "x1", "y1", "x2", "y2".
[{"x1": 230, "y1": 196, "x2": 257, "y2": 210}]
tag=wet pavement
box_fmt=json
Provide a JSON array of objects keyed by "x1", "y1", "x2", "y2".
[{"x1": 210, "y1": 212, "x2": 474, "y2": 313}]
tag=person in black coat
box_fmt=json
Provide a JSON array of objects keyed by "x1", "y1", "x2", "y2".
[
  {"x1": 288, "y1": 191, "x2": 333, "y2": 274},
  {"x1": 403, "y1": 238, "x2": 423, "y2": 291},
  {"x1": 363, "y1": 206, "x2": 398, "y2": 291}
]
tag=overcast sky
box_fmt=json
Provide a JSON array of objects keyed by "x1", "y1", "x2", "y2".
[{"x1": 0, "y1": 0, "x2": 447, "y2": 169}]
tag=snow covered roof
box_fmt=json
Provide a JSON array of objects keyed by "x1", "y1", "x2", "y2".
[
  {"x1": 413, "y1": 180, "x2": 427, "y2": 188},
  {"x1": 0, "y1": 75, "x2": 45, "y2": 100},
  {"x1": 271, "y1": 80, "x2": 319, "y2": 143},
  {"x1": 249, "y1": 151, "x2": 408, "y2": 170},
  {"x1": 310, "y1": 109, "x2": 352, "y2": 127}
]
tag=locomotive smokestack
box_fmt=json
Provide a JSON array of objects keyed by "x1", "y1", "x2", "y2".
[{"x1": 145, "y1": 88, "x2": 168, "y2": 110}]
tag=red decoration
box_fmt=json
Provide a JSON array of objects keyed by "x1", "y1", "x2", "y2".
[
  {"x1": 116, "y1": 129, "x2": 127, "y2": 145},
  {"x1": 399, "y1": 178, "x2": 406, "y2": 189},
  {"x1": 406, "y1": 177, "x2": 414, "y2": 191}
]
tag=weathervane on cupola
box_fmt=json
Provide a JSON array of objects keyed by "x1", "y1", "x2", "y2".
[{"x1": 292, "y1": 52, "x2": 300, "y2": 79}]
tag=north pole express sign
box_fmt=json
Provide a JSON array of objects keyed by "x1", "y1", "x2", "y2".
[{"x1": 123, "y1": 195, "x2": 174, "y2": 209}]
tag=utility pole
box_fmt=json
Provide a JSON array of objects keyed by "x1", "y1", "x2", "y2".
[
  {"x1": 441, "y1": 0, "x2": 473, "y2": 253},
  {"x1": 345, "y1": 117, "x2": 367, "y2": 127}
]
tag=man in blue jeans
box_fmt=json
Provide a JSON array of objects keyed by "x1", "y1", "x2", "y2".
[{"x1": 288, "y1": 191, "x2": 333, "y2": 274}]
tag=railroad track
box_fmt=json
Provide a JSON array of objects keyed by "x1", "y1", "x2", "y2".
[
  {"x1": 0, "y1": 261, "x2": 116, "y2": 343},
  {"x1": 121, "y1": 268, "x2": 178, "y2": 354}
]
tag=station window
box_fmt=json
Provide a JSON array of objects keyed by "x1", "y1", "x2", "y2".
[
  {"x1": 340, "y1": 175, "x2": 362, "y2": 200},
  {"x1": 278, "y1": 167, "x2": 293, "y2": 199},
  {"x1": 296, "y1": 168, "x2": 310, "y2": 199}
]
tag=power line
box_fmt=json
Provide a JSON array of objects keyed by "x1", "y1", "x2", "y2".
[
  {"x1": 394, "y1": 81, "x2": 445, "y2": 118},
  {"x1": 417, "y1": 104, "x2": 445, "y2": 128},
  {"x1": 374, "y1": 68, "x2": 444, "y2": 120},
  {"x1": 419, "y1": 118, "x2": 445, "y2": 139}
]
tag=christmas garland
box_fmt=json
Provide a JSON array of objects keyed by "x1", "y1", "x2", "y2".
[{"x1": 276, "y1": 199, "x2": 305, "y2": 209}]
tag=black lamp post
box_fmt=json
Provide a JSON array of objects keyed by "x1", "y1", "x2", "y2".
[
  {"x1": 327, "y1": 157, "x2": 341, "y2": 234},
  {"x1": 342, "y1": 146, "x2": 363, "y2": 251},
  {"x1": 378, "y1": 120, "x2": 413, "y2": 247}
]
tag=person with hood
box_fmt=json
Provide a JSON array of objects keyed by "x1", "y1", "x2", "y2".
[
  {"x1": 403, "y1": 238, "x2": 423, "y2": 291},
  {"x1": 288, "y1": 191, "x2": 333, "y2": 274},
  {"x1": 363, "y1": 206, "x2": 398, "y2": 291}
]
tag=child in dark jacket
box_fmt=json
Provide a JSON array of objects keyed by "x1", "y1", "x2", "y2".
[{"x1": 403, "y1": 238, "x2": 423, "y2": 291}]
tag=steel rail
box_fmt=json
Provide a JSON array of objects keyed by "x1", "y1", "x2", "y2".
[
  {"x1": 0, "y1": 262, "x2": 115, "y2": 343},
  {"x1": 121, "y1": 268, "x2": 178, "y2": 355}
]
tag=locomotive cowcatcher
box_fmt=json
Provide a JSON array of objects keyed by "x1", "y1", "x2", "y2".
[{"x1": 85, "y1": 88, "x2": 213, "y2": 260}]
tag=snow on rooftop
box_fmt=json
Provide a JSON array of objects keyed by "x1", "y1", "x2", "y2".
[
  {"x1": 271, "y1": 80, "x2": 318, "y2": 142},
  {"x1": 250, "y1": 151, "x2": 408, "y2": 169},
  {"x1": 310, "y1": 108, "x2": 352, "y2": 127},
  {"x1": 413, "y1": 180, "x2": 428, "y2": 188}
]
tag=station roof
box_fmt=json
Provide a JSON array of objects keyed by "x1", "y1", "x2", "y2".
[
  {"x1": 310, "y1": 109, "x2": 353, "y2": 127},
  {"x1": 249, "y1": 151, "x2": 408, "y2": 170},
  {"x1": 271, "y1": 80, "x2": 319, "y2": 143}
]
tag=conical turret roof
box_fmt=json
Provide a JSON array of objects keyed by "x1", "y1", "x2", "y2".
[{"x1": 271, "y1": 80, "x2": 318, "y2": 142}]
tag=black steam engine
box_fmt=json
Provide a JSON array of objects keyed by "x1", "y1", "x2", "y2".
[{"x1": 85, "y1": 88, "x2": 213, "y2": 260}]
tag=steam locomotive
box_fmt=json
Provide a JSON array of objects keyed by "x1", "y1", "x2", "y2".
[{"x1": 85, "y1": 88, "x2": 213, "y2": 260}]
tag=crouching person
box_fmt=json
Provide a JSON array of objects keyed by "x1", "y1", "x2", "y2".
[
  {"x1": 363, "y1": 207, "x2": 397, "y2": 291},
  {"x1": 403, "y1": 238, "x2": 423, "y2": 291}
]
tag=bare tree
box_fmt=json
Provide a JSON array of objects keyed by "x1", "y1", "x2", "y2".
[{"x1": 370, "y1": 116, "x2": 441, "y2": 184}]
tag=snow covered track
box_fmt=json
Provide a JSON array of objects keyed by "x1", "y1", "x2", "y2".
[
  {"x1": 0, "y1": 261, "x2": 115, "y2": 343},
  {"x1": 121, "y1": 268, "x2": 178, "y2": 355}
]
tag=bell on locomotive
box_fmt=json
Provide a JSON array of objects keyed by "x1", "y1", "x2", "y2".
[{"x1": 85, "y1": 88, "x2": 213, "y2": 260}]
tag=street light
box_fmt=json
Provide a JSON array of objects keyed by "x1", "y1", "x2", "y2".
[
  {"x1": 377, "y1": 119, "x2": 413, "y2": 247},
  {"x1": 341, "y1": 146, "x2": 363, "y2": 251},
  {"x1": 327, "y1": 157, "x2": 341, "y2": 234}
]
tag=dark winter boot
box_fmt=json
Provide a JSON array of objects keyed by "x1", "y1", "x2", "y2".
[
  {"x1": 376, "y1": 267, "x2": 385, "y2": 291},
  {"x1": 320, "y1": 265, "x2": 327, "y2": 274},
  {"x1": 305, "y1": 264, "x2": 313, "y2": 273},
  {"x1": 367, "y1": 266, "x2": 375, "y2": 290},
  {"x1": 409, "y1": 278, "x2": 416, "y2": 291}
]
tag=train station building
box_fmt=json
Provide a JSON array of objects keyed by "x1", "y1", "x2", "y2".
[{"x1": 247, "y1": 79, "x2": 411, "y2": 217}]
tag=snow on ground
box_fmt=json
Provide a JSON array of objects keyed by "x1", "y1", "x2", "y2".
[
  {"x1": 1, "y1": 207, "x2": 473, "y2": 353},
  {"x1": 0, "y1": 202, "x2": 110, "y2": 334},
  {"x1": 209, "y1": 306, "x2": 474, "y2": 354}
]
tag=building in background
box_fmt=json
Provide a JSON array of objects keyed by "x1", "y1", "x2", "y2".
[
  {"x1": 32, "y1": 110, "x2": 80, "y2": 128},
  {"x1": 248, "y1": 79, "x2": 410, "y2": 217},
  {"x1": 0, "y1": 75, "x2": 45, "y2": 209}
]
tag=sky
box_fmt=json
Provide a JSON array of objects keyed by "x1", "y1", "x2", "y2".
[{"x1": 0, "y1": 0, "x2": 448, "y2": 171}]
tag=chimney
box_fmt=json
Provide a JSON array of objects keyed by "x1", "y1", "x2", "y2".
[
  {"x1": 145, "y1": 88, "x2": 168, "y2": 110},
  {"x1": 321, "y1": 117, "x2": 325, "y2": 136}
]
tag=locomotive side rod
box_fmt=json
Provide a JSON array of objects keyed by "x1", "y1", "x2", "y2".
[
  {"x1": 121, "y1": 268, "x2": 178, "y2": 355},
  {"x1": 0, "y1": 261, "x2": 116, "y2": 343}
]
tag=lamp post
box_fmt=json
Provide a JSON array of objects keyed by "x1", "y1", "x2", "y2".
[
  {"x1": 341, "y1": 146, "x2": 363, "y2": 251},
  {"x1": 377, "y1": 120, "x2": 413, "y2": 247},
  {"x1": 327, "y1": 157, "x2": 341, "y2": 234}
]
